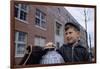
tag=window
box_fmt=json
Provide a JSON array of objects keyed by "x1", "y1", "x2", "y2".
[
  {"x1": 15, "y1": 4, "x2": 28, "y2": 21},
  {"x1": 34, "y1": 36, "x2": 46, "y2": 47},
  {"x1": 15, "y1": 31, "x2": 27, "y2": 57},
  {"x1": 56, "y1": 22, "x2": 62, "y2": 35},
  {"x1": 35, "y1": 9, "x2": 46, "y2": 28},
  {"x1": 56, "y1": 42, "x2": 60, "y2": 49}
]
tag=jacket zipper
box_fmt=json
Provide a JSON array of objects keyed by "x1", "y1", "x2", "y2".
[
  {"x1": 72, "y1": 46, "x2": 74, "y2": 62},
  {"x1": 71, "y1": 41, "x2": 78, "y2": 62}
]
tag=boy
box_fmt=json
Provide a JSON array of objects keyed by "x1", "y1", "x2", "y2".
[{"x1": 57, "y1": 22, "x2": 89, "y2": 63}]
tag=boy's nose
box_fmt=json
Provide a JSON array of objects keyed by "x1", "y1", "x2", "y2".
[
  {"x1": 66, "y1": 34, "x2": 70, "y2": 37},
  {"x1": 67, "y1": 37, "x2": 71, "y2": 40}
]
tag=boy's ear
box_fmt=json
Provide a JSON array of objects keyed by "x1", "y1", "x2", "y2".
[
  {"x1": 78, "y1": 31, "x2": 80, "y2": 35},
  {"x1": 77, "y1": 31, "x2": 80, "y2": 37}
]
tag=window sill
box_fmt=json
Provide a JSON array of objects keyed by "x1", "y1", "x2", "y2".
[
  {"x1": 15, "y1": 54, "x2": 24, "y2": 58},
  {"x1": 35, "y1": 25, "x2": 46, "y2": 31},
  {"x1": 15, "y1": 17, "x2": 28, "y2": 24}
]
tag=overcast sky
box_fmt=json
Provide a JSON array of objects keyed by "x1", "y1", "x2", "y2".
[{"x1": 65, "y1": 7, "x2": 95, "y2": 48}]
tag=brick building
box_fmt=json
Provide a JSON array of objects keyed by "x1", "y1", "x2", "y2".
[{"x1": 14, "y1": 4, "x2": 87, "y2": 64}]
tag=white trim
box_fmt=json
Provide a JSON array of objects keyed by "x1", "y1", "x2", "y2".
[
  {"x1": 15, "y1": 4, "x2": 28, "y2": 23},
  {"x1": 54, "y1": 19, "x2": 64, "y2": 47},
  {"x1": 15, "y1": 41, "x2": 26, "y2": 44},
  {"x1": 35, "y1": 9, "x2": 46, "y2": 29},
  {"x1": 55, "y1": 20, "x2": 63, "y2": 36},
  {"x1": 15, "y1": 17, "x2": 28, "y2": 24},
  {"x1": 35, "y1": 25, "x2": 46, "y2": 31},
  {"x1": 20, "y1": 4, "x2": 29, "y2": 13},
  {"x1": 15, "y1": 31, "x2": 27, "y2": 57},
  {"x1": 34, "y1": 36, "x2": 46, "y2": 47},
  {"x1": 15, "y1": 54, "x2": 24, "y2": 58}
]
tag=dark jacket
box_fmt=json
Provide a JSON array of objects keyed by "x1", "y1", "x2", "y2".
[{"x1": 57, "y1": 44, "x2": 90, "y2": 63}]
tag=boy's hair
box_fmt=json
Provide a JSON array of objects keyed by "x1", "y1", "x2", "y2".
[{"x1": 65, "y1": 22, "x2": 80, "y2": 31}]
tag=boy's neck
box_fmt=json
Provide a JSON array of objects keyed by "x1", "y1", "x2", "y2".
[{"x1": 67, "y1": 41, "x2": 79, "y2": 47}]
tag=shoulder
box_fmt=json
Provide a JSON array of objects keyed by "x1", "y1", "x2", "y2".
[
  {"x1": 57, "y1": 44, "x2": 68, "y2": 53},
  {"x1": 60, "y1": 44, "x2": 68, "y2": 48},
  {"x1": 76, "y1": 45, "x2": 88, "y2": 52},
  {"x1": 76, "y1": 45, "x2": 86, "y2": 49}
]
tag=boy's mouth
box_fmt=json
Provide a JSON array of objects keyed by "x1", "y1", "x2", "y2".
[{"x1": 67, "y1": 37, "x2": 72, "y2": 41}]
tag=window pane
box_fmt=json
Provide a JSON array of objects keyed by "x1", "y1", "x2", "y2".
[
  {"x1": 41, "y1": 14, "x2": 45, "y2": 19},
  {"x1": 20, "y1": 11, "x2": 24, "y2": 19},
  {"x1": 18, "y1": 32, "x2": 26, "y2": 42},
  {"x1": 40, "y1": 38, "x2": 45, "y2": 47},
  {"x1": 20, "y1": 10, "x2": 27, "y2": 20},
  {"x1": 35, "y1": 18, "x2": 40, "y2": 26},
  {"x1": 23, "y1": 12, "x2": 27, "y2": 20},
  {"x1": 21, "y1": 4, "x2": 27, "y2": 10},
  {"x1": 17, "y1": 44, "x2": 25, "y2": 54},
  {"x1": 41, "y1": 21, "x2": 46, "y2": 28},
  {"x1": 56, "y1": 23, "x2": 62, "y2": 35},
  {"x1": 15, "y1": 31, "x2": 27, "y2": 57},
  {"x1": 35, "y1": 9, "x2": 46, "y2": 28},
  {"x1": 56, "y1": 42, "x2": 60, "y2": 49},
  {"x1": 34, "y1": 37, "x2": 40, "y2": 46},
  {"x1": 36, "y1": 9, "x2": 40, "y2": 17},
  {"x1": 34, "y1": 37, "x2": 46, "y2": 47},
  {"x1": 56, "y1": 29, "x2": 60, "y2": 35}
]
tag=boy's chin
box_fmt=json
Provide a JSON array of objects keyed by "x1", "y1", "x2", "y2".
[{"x1": 67, "y1": 42, "x2": 74, "y2": 45}]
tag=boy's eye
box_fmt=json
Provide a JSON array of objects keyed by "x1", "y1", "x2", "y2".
[
  {"x1": 65, "y1": 33, "x2": 68, "y2": 35},
  {"x1": 69, "y1": 32, "x2": 72, "y2": 34},
  {"x1": 65, "y1": 32, "x2": 72, "y2": 35}
]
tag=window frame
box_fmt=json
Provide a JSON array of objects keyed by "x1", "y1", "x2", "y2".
[
  {"x1": 15, "y1": 31, "x2": 27, "y2": 57},
  {"x1": 35, "y1": 9, "x2": 46, "y2": 30},
  {"x1": 34, "y1": 36, "x2": 46, "y2": 47},
  {"x1": 15, "y1": 4, "x2": 28, "y2": 23},
  {"x1": 56, "y1": 22, "x2": 62, "y2": 36}
]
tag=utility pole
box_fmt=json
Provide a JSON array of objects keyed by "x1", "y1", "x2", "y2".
[
  {"x1": 84, "y1": 8, "x2": 88, "y2": 49},
  {"x1": 89, "y1": 34, "x2": 92, "y2": 52},
  {"x1": 84, "y1": 8, "x2": 92, "y2": 62},
  {"x1": 89, "y1": 33, "x2": 92, "y2": 61}
]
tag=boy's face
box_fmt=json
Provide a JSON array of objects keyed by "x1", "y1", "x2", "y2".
[{"x1": 65, "y1": 28, "x2": 80, "y2": 45}]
